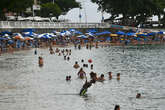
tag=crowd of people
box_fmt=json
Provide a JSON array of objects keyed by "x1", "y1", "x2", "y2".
[
  {"x1": 37, "y1": 43, "x2": 143, "y2": 110},
  {"x1": 0, "y1": 29, "x2": 165, "y2": 56},
  {"x1": 1, "y1": 28, "x2": 158, "y2": 110}
]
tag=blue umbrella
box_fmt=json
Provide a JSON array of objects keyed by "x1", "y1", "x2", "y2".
[
  {"x1": 157, "y1": 31, "x2": 165, "y2": 35},
  {"x1": 69, "y1": 29, "x2": 76, "y2": 32},
  {"x1": 147, "y1": 32, "x2": 156, "y2": 36},
  {"x1": 116, "y1": 31, "x2": 125, "y2": 35},
  {"x1": 23, "y1": 31, "x2": 35, "y2": 37},
  {"x1": 8, "y1": 40, "x2": 14, "y2": 44},
  {"x1": 22, "y1": 29, "x2": 35, "y2": 32},
  {"x1": 1, "y1": 31, "x2": 12, "y2": 36},
  {"x1": 75, "y1": 31, "x2": 83, "y2": 35},
  {"x1": 77, "y1": 35, "x2": 88, "y2": 39},
  {"x1": 137, "y1": 34, "x2": 148, "y2": 37},
  {"x1": 0, "y1": 37, "x2": 8, "y2": 40},
  {"x1": 95, "y1": 31, "x2": 111, "y2": 36},
  {"x1": 87, "y1": 29, "x2": 97, "y2": 33},
  {"x1": 126, "y1": 32, "x2": 136, "y2": 36}
]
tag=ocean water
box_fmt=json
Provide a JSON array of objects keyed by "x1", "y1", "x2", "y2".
[{"x1": 0, "y1": 44, "x2": 165, "y2": 110}]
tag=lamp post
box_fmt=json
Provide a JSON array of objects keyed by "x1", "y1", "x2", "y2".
[{"x1": 79, "y1": 8, "x2": 82, "y2": 23}]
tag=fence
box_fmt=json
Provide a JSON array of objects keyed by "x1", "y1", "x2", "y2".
[{"x1": 0, "y1": 21, "x2": 112, "y2": 29}]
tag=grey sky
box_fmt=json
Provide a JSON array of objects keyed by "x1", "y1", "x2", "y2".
[{"x1": 62, "y1": 0, "x2": 110, "y2": 23}]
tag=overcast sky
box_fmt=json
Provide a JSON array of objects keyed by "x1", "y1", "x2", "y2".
[{"x1": 61, "y1": 0, "x2": 111, "y2": 23}]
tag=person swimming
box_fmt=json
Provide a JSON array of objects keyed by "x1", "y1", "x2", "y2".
[
  {"x1": 79, "y1": 78, "x2": 96, "y2": 96},
  {"x1": 81, "y1": 59, "x2": 84, "y2": 63},
  {"x1": 55, "y1": 48, "x2": 60, "y2": 53},
  {"x1": 97, "y1": 74, "x2": 105, "y2": 82},
  {"x1": 136, "y1": 93, "x2": 141, "y2": 98},
  {"x1": 90, "y1": 72, "x2": 97, "y2": 81},
  {"x1": 73, "y1": 61, "x2": 80, "y2": 69},
  {"x1": 117, "y1": 73, "x2": 120, "y2": 80},
  {"x1": 77, "y1": 68, "x2": 86, "y2": 79},
  {"x1": 67, "y1": 56, "x2": 70, "y2": 61},
  {"x1": 66, "y1": 76, "x2": 71, "y2": 81},
  {"x1": 109, "y1": 72, "x2": 112, "y2": 80}
]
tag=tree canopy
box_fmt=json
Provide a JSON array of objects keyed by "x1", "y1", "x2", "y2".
[
  {"x1": 91, "y1": 0, "x2": 165, "y2": 26},
  {"x1": 0, "y1": 0, "x2": 80, "y2": 20},
  {"x1": 0, "y1": 0, "x2": 33, "y2": 20},
  {"x1": 39, "y1": 0, "x2": 80, "y2": 19}
]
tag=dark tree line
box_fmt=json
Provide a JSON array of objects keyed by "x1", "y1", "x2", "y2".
[
  {"x1": 0, "y1": 0, "x2": 80, "y2": 20},
  {"x1": 91, "y1": 0, "x2": 165, "y2": 27}
]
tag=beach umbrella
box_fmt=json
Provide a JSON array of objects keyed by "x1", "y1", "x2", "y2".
[
  {"x1": 87, "y1": 29, "x2": 97, "y2": 33},
  {"x1": 158, "y1": 31, "x2": 165, "y2": 35},
  {"x1": 77, "y1": 35, "x2": 88, "y2": 39},
  {"x1": 137, "y1": 33, "x2": 148, "y2": 37},
  {"x1": 23, "y1": 31, "x2": 35, "y2": 37},
  {"x1": 8, "y1": 40, "x2": 14, "y2": 44},
  {"x1": 74, "y1": 31, "x2": 83, "y2": 35},
  {"x1": 126, "y1": 32, "x2": 136, "y2": 36},
  {"x1": 86, "y1": 32, "x2": 95, "y2": 36},
  {"x1": 95, "y1": 31, "x2": 111, "y2": 36},
  {"x1": 22, "y1": 29, "x2": 35, "y2": 32},
  {"x1": 24, "y1": 37, "x2": 33, "y2": 40},
  {"x1": 0, "y1": 37, "x2": 8, "y2": 40},
  {"x1": 65, "y1": 31, "x2": 72, "y2": 36},
  {"x1": 116, "y1": 31, "x2": 125, "y2": 35},
  {"x1": 110, "y1": 34, "x2": 118, "y2": 37},
  {"x1": 147, "y1": 32, "x2": 156, "y2": 36},
  {"x1": 1, "y1": 31, "x2": 12, "y2": 36},
  {"x1": 69, "y1": 29, "x2": 76, "y2": 32}
]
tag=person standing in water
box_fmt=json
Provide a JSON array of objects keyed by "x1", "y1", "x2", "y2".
[
  {"x1": 77, "y1": 68, "x2": 86, "y2": 79},
  {"x1": 34, "y1": 49, "x2": 37, "y2": 55},
  {"x1": 79, "y1": 78, "x2": 96, "y2": 96},
  {"x1": 38, "y1": 56, "x2": 43, "y2": 67}
]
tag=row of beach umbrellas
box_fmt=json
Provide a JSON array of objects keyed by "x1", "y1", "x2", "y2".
[{"x1": 0, "y1": 29, "x2": 165, "y2": 41}]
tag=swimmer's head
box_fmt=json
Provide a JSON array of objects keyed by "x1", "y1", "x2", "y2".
[
  {"x1": 136, "y1": 93, "x2": 141, "y2": 98},
  {"x1": 101, "y1": 74, "x2": 104, "y2": 78}
]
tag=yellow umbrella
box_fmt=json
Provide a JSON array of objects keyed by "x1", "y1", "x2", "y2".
[{"x1": 110, "y1": 34, "x2": 118, "y2": 37}]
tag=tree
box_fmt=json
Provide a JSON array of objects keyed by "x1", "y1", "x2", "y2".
[
  {"x1": 40, "y1": 3, "x2": 62, "y2": 19},
  {"x1": 40, "y1": 0, "x2": 80, "y2": 15},
  {"x1": 91, "y1": 0, "x2": 165, "y2": 26},
  {"x1": 0, "y1": 0, "x2": 33, "y2": 20}
]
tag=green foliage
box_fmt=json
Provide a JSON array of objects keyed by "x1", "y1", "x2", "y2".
[
  {"x1": 41, "y1": 3, "x2": 62, "y2": 19},
  {"x1": 0, "y1": 0, "x2": 33, "y2": 20},
  {"x1": 40, "y1": 0, "x2": 80, "y2": 14},
  {"x1": 91, "y1": 0, "x2": 165, "y2": 26}
]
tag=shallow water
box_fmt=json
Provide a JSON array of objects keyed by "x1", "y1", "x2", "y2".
[{"x1": 0, "y1": 44, "x2": 165, "y2": 110}]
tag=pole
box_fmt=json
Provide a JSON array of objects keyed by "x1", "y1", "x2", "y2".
[
  {"x1": 79, "y1": 8, "x2": 81, "y2": 23},
  {"x1": 83, "y1": 0, "x2": 87, "y2": 23}
]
